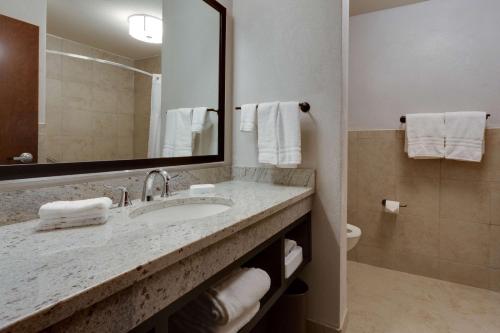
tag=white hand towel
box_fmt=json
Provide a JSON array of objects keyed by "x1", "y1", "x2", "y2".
[
  {"x1": 257, "y1": 102, "x2": 280, "y2": 165},
  {"x1": 38, "y1": 197, "x2": 112, "y2": 220},
  {"x1": 213, "y1": 303, "x2": 260, "y2": 333},
  {"x1": 192, "y1": 107, "x2": 208, "y2": 133},
  {"x1": 445, "y1": 111, "x2": 486, "y2": 162},
  {"x1": 37, "y1": 213, "x2": 109, "y2": 231},
  {"x1": 278, "y1": 102, "x2": 302, "y2": 167},
  {"x1": 284, "y1": 238, "x2": 297, "y2": 257},
  {"x1": 208, "y1": 268, "x2": 270, "y2": 325},
  {"x1": 406, "y1": 113, "x2": 445, "y2": 159},
  {"x1": 162, "y1": 108, "x2": 193, "y2": 157},
  {"x1": 240, "y1": 104, "x2": 257, "y2": 132}
]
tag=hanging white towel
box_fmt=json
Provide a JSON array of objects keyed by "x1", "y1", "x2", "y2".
[
  {"x1": 192, "y1": 107, "x2": 208, "y2": 133},
  {"x1": 147, "y1": 74, "x2": 162, "y2": 158},
  {"x1": 277, "y1": 102, "x2": 302, "y2": 167},
  {"x1": 406, "y1": 113, "x2": 445, "y2": 159},
  {"x1": 162, "y1": 108, "x2": 193, "y2": 157},
  {"x1": 257, "y1": 102, "x2": 280, "y2": 164},
  {"x1": 240, "y1": 104, "x2": 258, "y2": 132},
  {"x1": 445, "y1": 111, "x2": 486, "y2": 162}
]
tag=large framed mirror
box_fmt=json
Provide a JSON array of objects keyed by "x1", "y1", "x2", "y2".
[{"x1": 0, "y1": 0, "x2": 226, "y2": 180}]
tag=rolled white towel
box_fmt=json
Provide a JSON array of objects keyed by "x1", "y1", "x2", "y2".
[
  {"x1": 213, "y1": 303, "x2": 260, "y2": 333},
  {"x1": 284, "y1": 239, "x2": 297, "y2": 257},
  {"x1": 38, "y1": 197, "x2": 112, "y2": 220},
  {"x1": 37, "y1": 213, "x2": 109, "y2": 231},
  {"x1": 207, "y1": 268, "x2": 270, "y2": 325}
]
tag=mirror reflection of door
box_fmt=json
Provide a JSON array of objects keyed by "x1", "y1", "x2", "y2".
[{"x1": 0, "y1": 14, "x2": 39, "y2": 165}]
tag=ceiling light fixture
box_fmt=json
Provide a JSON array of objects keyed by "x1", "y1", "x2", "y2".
[{"x1": 128, "y1": 14, "x2": 162, "y2": 44}]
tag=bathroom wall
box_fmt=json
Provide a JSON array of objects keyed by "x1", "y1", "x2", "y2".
[
  {"x1": 349, "y1": 0, "x2": 500, "y2": 130},
  {"x1": 232, "y1": 0, "x2": 348, "y2": 330},
  {"x1": 45, "y1": 35, "x2": 135, "y2": 162},
  {"x1": 133, "y1": 56, "x2": 162, "y2": 159},
  {"x1": 348, "y1": 129, "x2": 500, "y2": 292}
]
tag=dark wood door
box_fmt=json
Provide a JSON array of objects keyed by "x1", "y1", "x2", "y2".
[{"x1": 0, "y1": 14, "x2": 39, "y2": 164}]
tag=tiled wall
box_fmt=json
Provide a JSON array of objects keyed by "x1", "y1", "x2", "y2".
[
  {"x1": 133, "y1": 56, "x2": 161, "y2": 159},
  {"x1": 348, "y1": 129, "x2": 500, "y2": 292},
  {"x1": 45, "y1": 35, "x2": 136, "y2": 162}
]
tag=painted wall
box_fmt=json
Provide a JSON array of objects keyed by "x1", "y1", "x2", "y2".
[
  {"x1": 0, "y1": 0, "x2": 47, "y2": 124},
  {"x1": 232, "y1": 0, "x2": 348, "y2": 329},
  {"x1": 349, "y1": 0, "x2": 500, "y2": 130}
]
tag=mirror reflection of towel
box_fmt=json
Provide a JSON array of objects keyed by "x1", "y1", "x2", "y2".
[{"x1": 162, "y1": 108, "x2": 193, "y2": 157}]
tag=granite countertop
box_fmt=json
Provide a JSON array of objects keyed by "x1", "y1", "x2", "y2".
[{"x1": 0, "y1": 181, "x2": 314, "y2": 332}]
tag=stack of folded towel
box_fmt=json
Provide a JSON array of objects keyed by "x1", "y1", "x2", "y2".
[
  {"x1": 284, "y1": 239, "x2": 303, "y2": 279},
  {"x1": 37, "y1": 197, "x2": 113, "y2": 231},
  {"x1": 170, "y1": 267, "x2": 271, "y2": 333}
]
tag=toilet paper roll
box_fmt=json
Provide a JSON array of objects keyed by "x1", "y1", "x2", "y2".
[{"x1": 383, "y1": 200, "x2": 400, "y2": 214}]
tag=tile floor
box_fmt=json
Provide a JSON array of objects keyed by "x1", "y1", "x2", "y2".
[{"x1": 347, "y1": 261, "x2": 500, "y2": 333}]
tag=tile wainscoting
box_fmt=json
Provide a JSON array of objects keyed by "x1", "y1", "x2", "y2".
[{"x1": 348, "y1": 129, "x2": 500, "y2": 292}]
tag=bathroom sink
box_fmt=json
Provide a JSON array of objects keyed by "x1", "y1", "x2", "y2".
[{"x1": 130, "y1": 197, "x2": 234, "y2": 223}]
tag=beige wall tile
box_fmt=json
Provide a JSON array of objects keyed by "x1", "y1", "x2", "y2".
[
  {"x1": 92, "y1": 137, "x2": 118, "y2": 161},
  {"x1": 92, "y1": 112, "x2": 118, "y2": 138},
  {"x1": 117, "y1": 114, "x2": 134, "y2": 138},
  {"x1": 396, "y1": 177, "x2": 439, "y2": 219},
  {"x1": 489, "y1": 182, "x2": 500, "y2": 226},
  {"x1": 490, "y1": 269, "x2": 500, "y2": 292},
  {"x1": 439, "y1": 219, "x2": 489, "y2": 266},
  {"x1": 62, "y1": 81, "x2": 92, "y2": 111},
  {"x1": 347, "y1": 132, "x2": 358, "y2": 213},
  {"x1": 91, "y1": 87, "x2": 118, "y2": 113},
  {"x1": 46, "y1": 53, "x2": 62, "y2": 80},
  {"x1": 395, "y1": 130, "x2": 441, "y2": 179},
  {"x1": 61, "y1": 136, "x2": 93, "y2": 162},
  {"x1": 394, "y1": 214, "x2": 439, "y2": 257},
  {"x1": 390, "y1": 250, "x2": 440, "y2": 279},
  {"x1": 439, "y1": 260, "x2": 490, "y2": 289},
  {"x1": 353, "y1": 210, "x2": 398, "y2": 249},
  {"x1": 46, "y1": 78, "x2": 63, "y2": 108},
  {"x1": 355, "y1": 244, "x2": 394, "y2": 269},
  {"x1": 489, "y1": 225, "x2": 500, "y2": 269},
  {"x1": 440, "y1": 179, "x2": 490, "y2": 224},
  {"x1": 357, "y1": 132, "x2": 397, "y2": 212},
  {"x1": 61, "y1": 109, "x2": 93, "y2": 137}
]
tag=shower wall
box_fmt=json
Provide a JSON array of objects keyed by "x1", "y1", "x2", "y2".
[
  {"x1": 133, "y1": 56, "x2": 161, "y2": 159},
  {"x1": 44, "y1": 35, "x2": 153, "y2": 163}
]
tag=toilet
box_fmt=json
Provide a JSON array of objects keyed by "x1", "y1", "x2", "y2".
[{"x1": 347, "y1": 224, "x2": 362, "y2": 251}]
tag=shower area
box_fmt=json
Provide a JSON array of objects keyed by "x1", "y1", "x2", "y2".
[{"x1": 42, "y1": 34, "x2": 161, "y2": 163}]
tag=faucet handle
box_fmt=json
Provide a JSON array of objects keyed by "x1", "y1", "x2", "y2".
[{"x1": 114, "y1": 186, "x2": 133, "y2": 207}]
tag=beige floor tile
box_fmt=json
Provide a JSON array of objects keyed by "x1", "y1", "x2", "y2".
[{"x1": 348, "y1": 261, "x2": 500, "y2": 333}]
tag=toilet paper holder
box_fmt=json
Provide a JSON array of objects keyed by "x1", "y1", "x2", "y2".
[{"x1": 381, "y1": 199, "x2": 407, "y2": 208}]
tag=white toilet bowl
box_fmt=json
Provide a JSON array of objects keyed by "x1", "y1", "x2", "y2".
[{"x1": 347, "y1": 224, "x2": 362, "y2": 251}]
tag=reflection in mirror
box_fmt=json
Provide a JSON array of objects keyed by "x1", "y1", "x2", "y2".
[{"x1": 0, "y1": 0, "x2": 221, "y2": 166}]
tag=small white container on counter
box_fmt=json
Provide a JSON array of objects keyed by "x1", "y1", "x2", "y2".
[{"x1": 190, "y1": 184, "x2": 215, "y2": 195}]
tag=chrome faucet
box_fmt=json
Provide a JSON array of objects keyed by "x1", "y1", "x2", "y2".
[{"x1": 141, "y1": 169, "x2": 170, "y2": 202}]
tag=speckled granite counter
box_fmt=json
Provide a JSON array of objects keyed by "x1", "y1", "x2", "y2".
[{"x1": 0, "y1": 180, "x2": 314, "y2": 333}]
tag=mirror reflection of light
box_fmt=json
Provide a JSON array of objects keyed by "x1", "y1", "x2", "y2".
[{"x1": 128, "y1": 14, "x2": 162, "y2": 44}]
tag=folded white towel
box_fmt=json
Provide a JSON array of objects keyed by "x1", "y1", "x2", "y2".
[
  {"x1": 257, "y1": 102, "x2": 280, "y2": 165},
  {"x1": 162, "y1": 108, "x2": 193, "y2": 157},
  {"x1": 192, "y1": 107, "x2": 208, "y2": 133},
  {"x1": 406, "y1": 113, "x2": 445, "y2": 159},
  {"x1": 277, "y1": 102, "x2": 301, "y2": 167},
  {"x1": 170, "y1": 301, "x2": 259, "y2": 333},
  {"x1": 208, "y1": 268, "x2": 270, "y2": 325},
  {"x1": 37, "y1": 213, "x2": 109, "y2": 231},
  {"x1": 284, "y1": 238, "x2": 297, "y2": 257},
  {"x1": 285, "y1": 245, "x2": 303, "y2": 279},
  {"x1": 445, "y1": 112, "x2": 486, "y2": 162},
  {"x1": 240, "y1": 104, "x2": 257, "y2": 132},
  {"x1": 38, "y1": 197, "x2": 112, "y2": 220}
]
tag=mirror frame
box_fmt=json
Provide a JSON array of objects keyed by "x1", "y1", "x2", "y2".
[{"x1": 0, "y1": 0, "x2": 226, "y2": 181}]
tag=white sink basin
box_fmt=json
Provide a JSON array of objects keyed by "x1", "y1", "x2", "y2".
[{"x1": 130, "y1": 197, "x2": 233, "y2": 223}]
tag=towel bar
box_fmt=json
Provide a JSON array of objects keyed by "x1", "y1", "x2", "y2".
[
  {"x1": 235, "y1": 102, "x2": 311, "y2": 113},
  {"x1": 400, "y1": 114, "x2": 490, "y2": 123}
]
